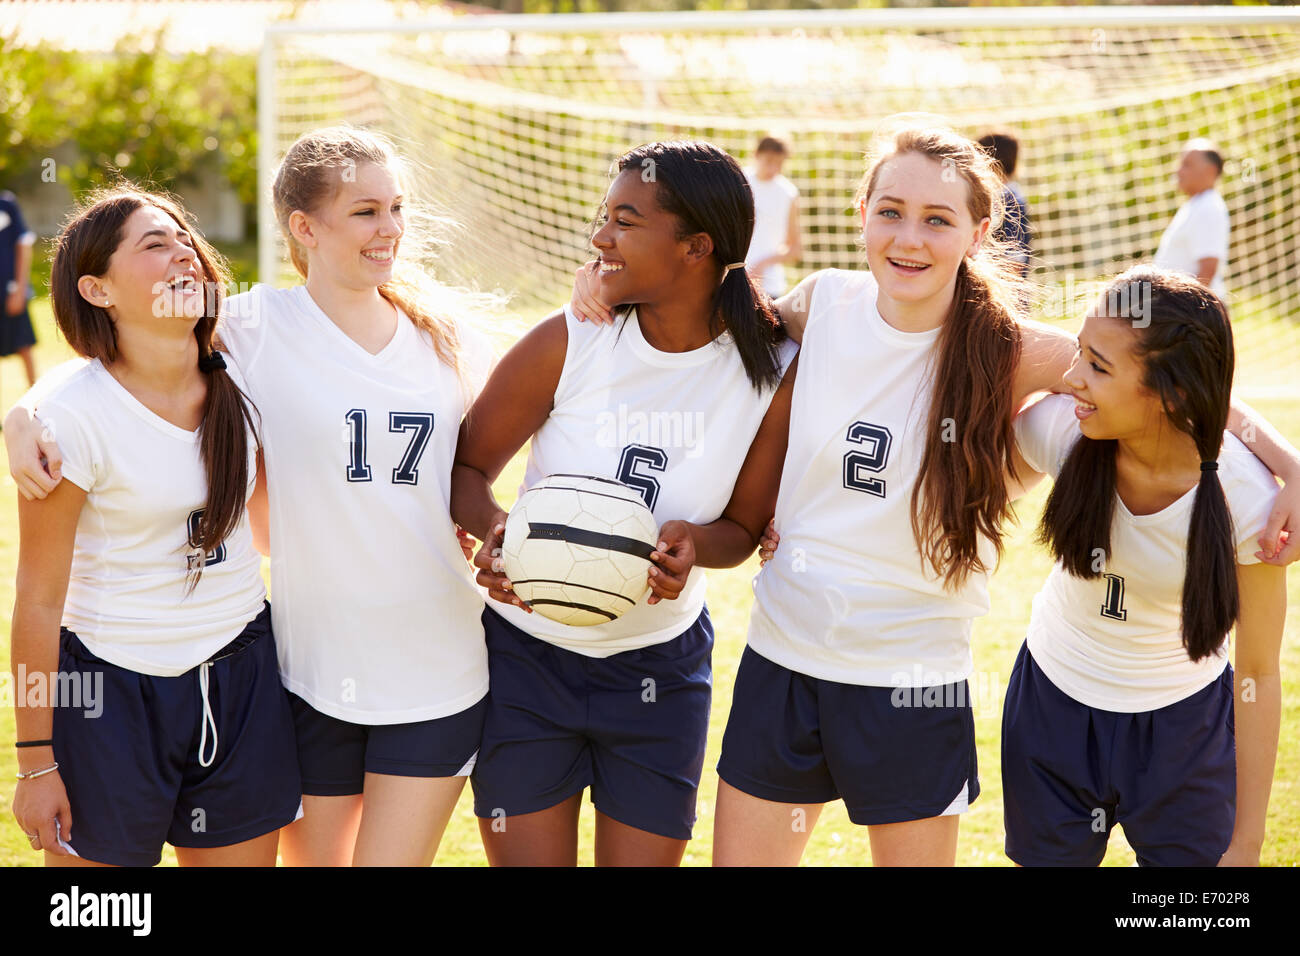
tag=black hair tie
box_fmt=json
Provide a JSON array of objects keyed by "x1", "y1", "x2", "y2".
[
  {"x1": 199, "y1": 351, "x2": 227, "y2": 374},
  {"x1": 1201, "y1": 461, "x2": 1218, "y2": 472}
]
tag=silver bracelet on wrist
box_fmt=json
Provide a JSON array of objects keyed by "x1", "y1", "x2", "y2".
[{"x1": 16, "y1": 762, "x2": 59, "y2": 781}]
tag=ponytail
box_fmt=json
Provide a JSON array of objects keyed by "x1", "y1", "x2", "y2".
[
  {"x1": 910, "y1": 259, "x2": 1023, "y2": 590},
  {"x1": 1183, "y1": 462, "x2": 1238, "y2": 660},
  {"x1": 378, "y1": 266, "x2": 469, "y2": 400},
  {"x1": 1037, "y1": 437, "x2": 1119, "y2": 578},
  {"x1": 715, "y1": 259, "x2": 784, "y2": 391},
  {"x1": 188, "y1": 335, "x2": 260, "y2": 593}
]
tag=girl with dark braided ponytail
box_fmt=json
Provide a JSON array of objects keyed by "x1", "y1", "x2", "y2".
[{"x1": 1005, "y1": 266, "x2": 1286, "y2": 866}]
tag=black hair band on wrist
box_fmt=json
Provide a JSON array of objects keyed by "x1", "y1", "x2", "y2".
[
  {"x1": 1201, "y1": 461, "x2": 1219, "y2": 472},
  {"x1": 199, "y1": 351, "x2": 227, "y2": 373},
  {"x1": 15, "y1": 739, "x2": 54, "y2": 749}
]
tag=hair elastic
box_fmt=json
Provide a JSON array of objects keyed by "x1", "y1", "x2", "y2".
[
  {"x1": 199, "y1": 351, "x2": 227, "y2": 373},
  {"x1": 15, "y1": 739, "x2": 53, "y2": 749},
  {"x1": 1201, "y1": 461, "x2": 1219, "y2": 472},
  {"x1": 723, "y1": 261, "x2": 746, "y2": 275}
]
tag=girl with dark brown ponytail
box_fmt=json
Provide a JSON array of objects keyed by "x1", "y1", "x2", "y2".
[
  {"x1": 9, "y1": 187, "x2": 299, "y2": 867},
  {"x1": 1003, "y1": 266, "x2": 1285, "y2": 866}
]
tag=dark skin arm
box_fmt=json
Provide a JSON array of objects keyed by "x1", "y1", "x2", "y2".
[
  {"x1": 451, "y1": 311, "x2": 569, "y2": 611},
  {"x1": 652, "y1": 353, "x2": 797, "y2": 586}
]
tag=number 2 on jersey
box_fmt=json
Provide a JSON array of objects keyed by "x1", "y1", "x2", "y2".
[
  {"x1": 842, "y1": 421, "x2": 893, "y2": 498},
  {"x1": 345, "y1": 409, "x2": 435, "y2": 485}
]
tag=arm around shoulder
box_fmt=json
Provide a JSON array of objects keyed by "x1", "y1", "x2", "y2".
[
  {"x1": 450, "y1": 309, "x2": 568, "y2": 538},
  {"x1": 774, "y1": 271, "x2": 825, "y2": 345}
]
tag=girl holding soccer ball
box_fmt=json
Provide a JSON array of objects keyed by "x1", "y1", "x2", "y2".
[
  {"x1": 452, "y1": 141, "x2": 797, "y2": 866},
  {"x1": 6, "y1": 128, "x2": 495, "y2": 867},
  {"x1": 10, "y1": 187, "x2": 299, "y2": 866},
  {"x1": 1003, "y1": 267, "x2": 1284, "y2": 866}
]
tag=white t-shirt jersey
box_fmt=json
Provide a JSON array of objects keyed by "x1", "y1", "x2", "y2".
[
  {"x1": 36, "y1": 357, "x2": 266, "y2": 677},
  {"x1": 219, "y1": 284, "x2": 495, "y2": 724},
  {"x1": 492, "y1": 304, "x2": 795, "y2": 658},
  {"x1": 1153, "y1": 188, "x2": 1229, "y2": 298},
  {"x1": 749, "y1": 269, "x2": 995, "y2": 687},
  {"x1": 1015, "y1": 393, "x2": 1276, "y2": 712},
  {"x1": 744, "y1": 169, "x2": 799, "y2": 297}
]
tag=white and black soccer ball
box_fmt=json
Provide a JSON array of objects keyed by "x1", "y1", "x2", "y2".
[{"x1": 502, "y1": 474, "x2": 659, "y2": 627}]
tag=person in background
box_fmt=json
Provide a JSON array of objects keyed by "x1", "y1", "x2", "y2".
[
  {"x1": 978, "y1": 132, "x2": 1031, "y2": 278},
  {"x1": 743, "y1": 136, "x2": 802, "y2": 298},
  {"x1": 1154, "y1": 138, "x2": 1229, "y2": 300},
  {"x1": 1, "y1": 190, "x2": 38, "y2": 387}
]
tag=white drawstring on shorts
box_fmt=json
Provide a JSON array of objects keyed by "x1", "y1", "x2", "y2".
[{"x1": 198, "y1": 661, "x2": 218, "y2": 768}]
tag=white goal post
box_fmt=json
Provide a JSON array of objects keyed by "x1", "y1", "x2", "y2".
[{"x1": 259, "y1": 6, "x2": 1300, "y2": 395}]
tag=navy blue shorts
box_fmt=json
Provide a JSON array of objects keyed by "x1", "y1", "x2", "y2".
[
  {"x1": 52, "y1": 604, "x2": 301, "y2": 867},
  {"x1": 288, "y1": 692, "x2": 486, "y2": 796},
  {"x1": 471, "y1": 605, "x2": 713, "y2": 841},
  {"x1": 1002, "y1": 642, "x2": 1236, "y2": 867},
  {"x1": 717, "y1": 646, "x2": 979, "y2": 825}
]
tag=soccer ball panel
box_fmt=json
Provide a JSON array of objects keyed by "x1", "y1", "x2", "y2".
[{"x1": 502, "y1": 474, "x2": 659, "y2": 626}]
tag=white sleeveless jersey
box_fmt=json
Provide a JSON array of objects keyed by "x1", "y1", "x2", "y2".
[
  {"x1": 492, "y1": 304, "x2": 795, "y2": 657},
  {"x1": 748, "y1": 269, "x2": 995, "y2": 686},
  {"x1": 1015, "y1": 393, "x2": 1276, "y2": 712},
  {"x1": 219, "y1": 284, "x2": 494, "y2": 724},
  {"x1": 36, "y1": 357, "x2": 266, "y2": 677}
]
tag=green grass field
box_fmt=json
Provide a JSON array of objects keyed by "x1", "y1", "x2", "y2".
[{"x1": 2, "y1": 292, "x2": 1297, "y2": 867}]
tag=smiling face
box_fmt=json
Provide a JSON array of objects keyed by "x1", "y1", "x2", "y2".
[
  {"x1": 1066, "y1": 311, "x2": 1168, "y2": 441},
  {"x1": 293, "y1": 160, "x2": 404, "y2": 289},
  {"x1": 81, "y1": 205, "x2": 205, "y2": 322},
  {"x1": 589, "y1": 168, "x2": 698, "y2": 306},
  {"x1": 861, "y1": 151, "x2": 989, "y2": 316}
]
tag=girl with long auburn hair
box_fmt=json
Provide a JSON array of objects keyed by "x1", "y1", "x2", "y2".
[
  {"x1": 1004, "y1": 267, "x2": 1285, "y2": 866},
  {"x1": 6, "y1": 127, "x2": 496, "y2": 866},
  {"x1": 9, "y1": 186, "x2": 299, "y2": 866},
  {"x1": 454, "y1": 141, "x2": 797, "y2": 866},
  {"x1": 571, "y1": 120, "x2": 1300, "y2": 865}
]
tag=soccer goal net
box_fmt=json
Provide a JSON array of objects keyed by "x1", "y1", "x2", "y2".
[{"x1": 260, "y1": 7, "x2": 1300, "y2": 396}]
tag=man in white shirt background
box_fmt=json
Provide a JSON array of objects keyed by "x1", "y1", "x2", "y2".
[
  {"x1": 743, "y1": 135, "x2": 802, "y2": 298},
  {"x1": 1153, "y1": 138, "x2": 1229, "y2": 300}
]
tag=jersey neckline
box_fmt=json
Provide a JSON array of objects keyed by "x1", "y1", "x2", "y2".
[
  {"x1": 89, "y1": 359, "x2": 201, "y2": 442},
  {"x1": 293, "y1": 285, "x2": 412, "y2": 363},
  {"x1": 624, "y1": 307, "x2": 734, "y2": 368},
  {"x1": 863, "y1": 280, "x2": 942, "y2": 350}
]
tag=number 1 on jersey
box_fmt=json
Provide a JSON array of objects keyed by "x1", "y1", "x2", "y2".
[
  {"x1": 1100, "y1": 572, "x2": 1128, "y2": 621},
  {"x1": 345, "y1": 408, "x2": 372, "y2": 482}
]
